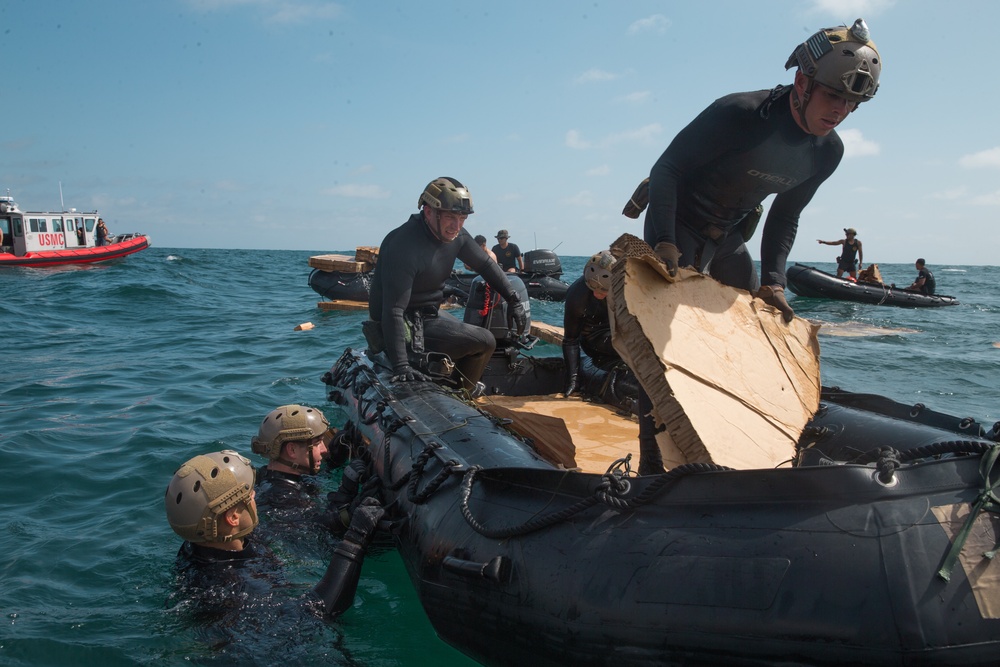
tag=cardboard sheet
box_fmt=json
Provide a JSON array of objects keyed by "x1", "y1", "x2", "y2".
[{"x1": 608, "y1": 255, "x2": 821, "y2": 470}]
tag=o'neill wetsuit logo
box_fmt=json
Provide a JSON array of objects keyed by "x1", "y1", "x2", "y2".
[{"x1": 747, "y1": 169, "x2": 797, "y2": 187}]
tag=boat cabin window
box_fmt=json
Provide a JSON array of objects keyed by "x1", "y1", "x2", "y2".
[
  {"x1": 53, "y1": 219, "x2": 64, "y2": 232},
  {"x1": 29, "y1": 218, "x2": 49, "y2": 233},
  {"x1": 13, "y1": 218, "x2": 23, "y2": 237},
  {"x1": 85, "y1": 217, "x2": 96, "y2": 232}
]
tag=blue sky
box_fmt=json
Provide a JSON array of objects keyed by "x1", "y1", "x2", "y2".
[{"x1": 4, "y1": 0, "x2": 999, "y2": 265}]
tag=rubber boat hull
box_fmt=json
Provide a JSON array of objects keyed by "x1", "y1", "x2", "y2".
[
  {"x1": 308, "y1": 268, "x2": 570, "y2": 303},
  {"x1": 324, "y1": 348, "x2": 1000, "y2": 666},
  {"x1": 786, "y1": 263, "x2": 959, "y2": 307},
  {"x1": 0, "y1": 234, "x2": 150, "y2": 267}
]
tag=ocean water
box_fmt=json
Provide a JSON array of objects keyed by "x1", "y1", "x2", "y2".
[{"x1": 1, "y1": 248, "x2": 998, "y2": 667}]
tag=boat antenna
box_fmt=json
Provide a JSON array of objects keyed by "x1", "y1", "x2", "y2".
[
  {"x1": 551, "y1": 241, "x2": 563, "y2": 251},
  {"x1": 534, "y1": 232, "x2": 537, "y2": 250},
  {"x1": 59, "y1": 181, "x2": 65, "y2": 211}
]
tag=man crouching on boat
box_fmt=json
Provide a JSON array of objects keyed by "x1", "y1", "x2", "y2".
[{"x1": 367, "y1": 177, "x2": 527, "y2": 392}]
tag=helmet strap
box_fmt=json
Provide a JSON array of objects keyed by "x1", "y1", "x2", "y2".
[
  {"x1": 423, "y1": 208, "x2": 450, "y2": 244},
  {"x1": 790, "y1": 78, "x2": 815, "y2": 134}
]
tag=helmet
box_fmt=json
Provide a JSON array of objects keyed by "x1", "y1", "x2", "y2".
[
  {"x1": 165, "y1": 450, "x2": 258, "y2": 543},
  {"x1": 785, "y1": 18, "x2": 880, "y2": 103},
  {"x1": 251, "y1": 404, "x2": 330, "y2": 461},
  {"x1": 583, "y1": 250, "x2": 617, "y2": 293},
  {"x1": 418, "y1": 177, "x2": 474, "y2": 215}
]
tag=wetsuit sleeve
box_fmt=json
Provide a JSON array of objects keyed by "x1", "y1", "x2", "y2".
[
  {"x1": 759, "y1": 142, "x2": 843, "y2": 287},
  {"x1": 562, "y1": 282, "x2": 588, "y2": 346},
  {"x1": 645, "y1": 100, "x2": 754, "y2": 246},
  {"x1": 379, "y1": 246, "x2": 417, "y2": 371}
]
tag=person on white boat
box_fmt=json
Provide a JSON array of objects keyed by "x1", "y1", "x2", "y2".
[
  {"x1": 75, "y1": 223, "x2": 85, "y2": 246},
  {"x1": 96, "y1": 218, "x2": 110, "y2": 247}
]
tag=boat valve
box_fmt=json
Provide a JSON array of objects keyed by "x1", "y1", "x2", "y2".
[{"x1": 873, "y1": 447, "x2": 900, "y2": 487}]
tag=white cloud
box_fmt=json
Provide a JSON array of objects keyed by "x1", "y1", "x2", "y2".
[
  {"x1": 620, "y1": 91, "x2": 650, "y2": 104},
  {"x1": 324, "y1": 184, "x2": 389, "y2": 199},
  {"x1": 586, "y1": 165, "x2": 611, "y2": 176},
  {"x1": 185, "y1": 0, "x2": 342, "y2": 24},
  {"x1": 628, "y1": 14, "x2": 671, "y2": 34},
  {"x1": 563, "y1": 190, "x2": 597, "y2": 207},
  {"x1": 575, "y1": 69, "x2": 618, "y2": 84},
  {"x1": 929, "y1": 187, "x2": 968, "y2": 201},
  {"x1": 959, "y1": 147, "x2": 1000, "y2": 169},
  {"x1": 839, "y1": 128, "x2": 879, "y2": 158},
  {"x1": 970, "y1": 190, "x2": 1000, "y2": 206},
  {"x1": 566, "y1": 124, "x2": 662, "y2": 150},
  {"x1": 565, "y1": 130, "x2": 591, "y2": 150},
  {"x1": 807, "y1": 0, "x2": 896, "y2": 19}
]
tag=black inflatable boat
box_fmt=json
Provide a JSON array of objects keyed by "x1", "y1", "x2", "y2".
[
  {"x1": 786, "y1": 263, "x2": 959, "y2": 307},
  {"x1": 323, "y1": 344, "x2": 1000, "y2": 666},
  {"x1": 308, "y1": 248, "x2": 571, "y2": 304}
]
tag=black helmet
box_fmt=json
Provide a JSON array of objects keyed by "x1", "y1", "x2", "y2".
[
  {"x1": 785, "y1": 18, "x2": 880, "y2": 103},
  {"x1": 418, "y1": 177, "x2": 474, "y2": 215}
]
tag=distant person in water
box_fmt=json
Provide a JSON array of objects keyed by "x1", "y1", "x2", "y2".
[
  {"x1": 165, "y1": 449, "x2": 385, "y2": 624},
  {"x1": 491, "y1": 229, "x2": 523, "y2": 273},
  {"x1": 818, "y1": 227, "x2": 863, "y2": 279},
  {"x1": 906, "y1": 258, "x2": 936, "y2": 295},
  {"x1": 367, "y1": 177, "x2": 527, "y2": 392},
  {"x1": 464, "y1": 234, "x2": 497, "y2": 270}
]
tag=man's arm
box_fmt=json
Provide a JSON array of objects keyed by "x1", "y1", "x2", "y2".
[{"x1": 857, "y1": 241, "x2": 863, "y2": 267}]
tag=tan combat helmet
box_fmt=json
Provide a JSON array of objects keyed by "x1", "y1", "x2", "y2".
[
  {"x1": 251, "y1": 404, "x2": 330, "y2": 461},
  {"x1": 165, "y1": 450, "x2": 258, "y2": 543},
  {"x1": 418, "y1": 177, "x2": 474, "y2": 215},
  {"x1": 786, "y1": 18, "x2": 881, "y2": 104}
]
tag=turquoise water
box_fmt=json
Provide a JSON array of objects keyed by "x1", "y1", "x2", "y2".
[{"x1": 1, "y1": 248, "x2": 998, "y2": 666}]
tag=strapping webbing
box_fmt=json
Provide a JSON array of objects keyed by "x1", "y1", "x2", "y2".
[{"x1": 938, "y1": 444, "x2": 1000, "y2": 581}]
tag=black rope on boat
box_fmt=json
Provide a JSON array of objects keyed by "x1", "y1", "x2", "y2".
[
  {"x1": 460, "y1": 461, "x2": 733, "y2": 538},
  {"x1": 937, "y1": 444, "x2": 1000, "y2": 581},
  {"x1": 407, "y1": 445, "x2": 461, "y2": 505},
  {"x1": 460, "y1": 466, "x2": 600, "y2": 539},
  {"x1": 875, "y1": 447, "x2": 901, "y2": 484},
  {"x1": 381, "y1": 418, "x2": 409, "y2": 490}
]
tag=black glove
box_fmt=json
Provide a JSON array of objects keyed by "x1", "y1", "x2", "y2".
[
  {"x1": 653, "y1": 241, "x2": 680, "y2": 277},
  {"x1": 562, "y1": 342, "x2": 581, "y2": 397},
  {"x1": 343, "y1": 497, "x2": 384, "y2": 547},
  {"x1": 391, "y1": 365, "x2": 430, "y2": 383},
  {"x1": 755, "y1": 285, "x2": 795, "y2": 322},
  {"x1": 508, "y1": 295, "x2": 528, "y2": 335}
]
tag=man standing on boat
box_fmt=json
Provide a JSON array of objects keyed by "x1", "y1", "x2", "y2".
[
  {"x1": 491, "y1": 230, "x2": 523, "y2": 273},
  {"x1": 818, "y1": 227, "x2": 864, "y2": 279},
  {"x1": 623, "y1": 19, "x2": 882, "y2": 475},
  {"x1": 906, "y1": 258, "x2": 936, "y2": 295},
  {"x1": 368, "y1": 177, "x2": 527, "y2": 392},
  {"x1": 96, "y1": 218, "x2": 110, "y2": 247}
]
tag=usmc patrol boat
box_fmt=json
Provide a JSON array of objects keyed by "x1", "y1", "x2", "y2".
[{"x1": 0, "y1": 192, "x2": 150, "y2": 267}]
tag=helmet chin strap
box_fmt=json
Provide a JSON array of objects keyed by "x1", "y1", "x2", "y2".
[
  {"x1": 790, "y1": 80, "x2": 815, "y2": 135},
  {"x1": 423, "y1": 208, "x2": 455, "y2": 243}
]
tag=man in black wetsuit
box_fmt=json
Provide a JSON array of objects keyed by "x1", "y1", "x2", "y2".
[
  {"x1": 251, "y1": 404, "x2": 360, "y2": 538},
  {"x1": 625, "y1": 19, "x2": 882, "y2": 475},
  {"x1": 369, "y1": 177, "x2": 527, "y2": 392},
  {"x1": 818, "y1": 227, "x2": 864, "y2": 279},
  {"x1": 906, "y1": 258, "x2": 936, "y2": 295},
  {"x1": 562, "y1": 250, "x2": 621, "y2": 396},
  {"x1": 165, "y1": 449, "x2": 385, "y2": 638}
]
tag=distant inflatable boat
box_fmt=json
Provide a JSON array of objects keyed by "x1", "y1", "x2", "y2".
[
  {"x1": 308, "y1": 248, "x2": 571, "y2": 304},
  {"x1": 787, "y1": 263, "x2": 959, "y2": 307}
]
